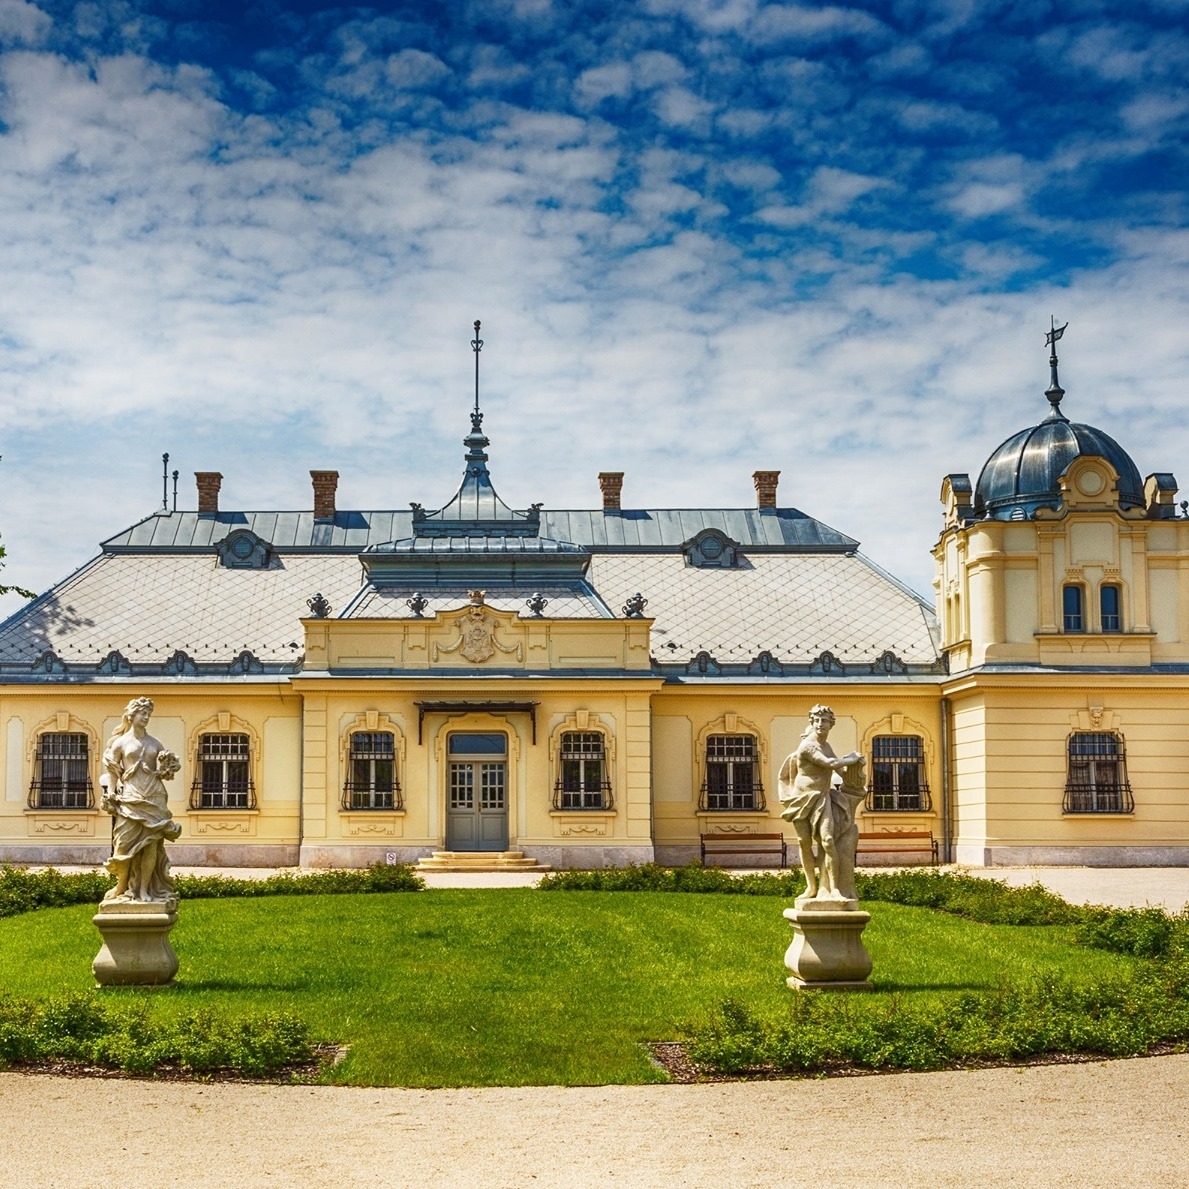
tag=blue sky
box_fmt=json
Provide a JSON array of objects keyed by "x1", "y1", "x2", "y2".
[{"x1": 0, "y1": 0, "x2": 1186, "y2": 608}]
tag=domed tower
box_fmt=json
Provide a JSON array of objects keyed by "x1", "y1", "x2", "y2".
[{"x1": 935, "y1": 322, "x2": 1177, "y2": 673}]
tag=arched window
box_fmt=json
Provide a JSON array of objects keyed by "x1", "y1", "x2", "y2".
[
  {"x1": 1062, "y1": 585, "x2": 1084, "y2": 632},
  {"x1": 1100, "y1": 585, "x2": 1121, "y2": 633},
  {"x1": 190, "y1": 733, "x2": 254, "y2": 809},
  {"x1": 342, "y1": 731, "x2": 400, "y2": 810},
  {"x1": 553, "y1": 731, "x2": 612, "y2": 810},
  {"x1": 700, "y1": 734, "x2": 764, "y2": 811},
  {"x1": 28, "y1": 732, "x2": 93, "y2": 809},
  {"x1": 866, "y1": 736, "x2": 931, "y2": 812},
  {"x1": 1064, "y1": 733, "x2": 1133, "y2": 814}
]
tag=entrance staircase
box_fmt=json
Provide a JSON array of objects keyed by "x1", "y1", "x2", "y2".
[{"x1": 415, "y1": 849, "x2": 551, "y2": 874}]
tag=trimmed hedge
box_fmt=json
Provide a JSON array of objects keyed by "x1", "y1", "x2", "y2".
[
  {"x1": 0, "y1": 992, "x2": 314, "y2": 1076},
  {"x1": 0, "y1": 862, "x2": 423, "y2": 921},
  {"x1": 688, "y1": 960, "x2": 1189, "y2": 1075}
]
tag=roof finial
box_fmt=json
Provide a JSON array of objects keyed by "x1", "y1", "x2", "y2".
[
  {"x1": 1045, "y1": 316, "x2": 1068, "y2": 418},
  {"x1": 471, "y1": 319, "x2": 483, "y2": 431}
]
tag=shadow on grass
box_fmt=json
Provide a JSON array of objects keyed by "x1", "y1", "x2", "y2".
[
  {"x1": 870, "y1": 982, "x2": 988, "y2": 993},
  {"x1": 172, "y1": 979, "x2": 306, "y2": 993}
]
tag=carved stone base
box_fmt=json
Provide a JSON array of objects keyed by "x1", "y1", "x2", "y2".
[
  {"x1": 92, "y1": 901, "x2": 179, "y2": 987},
  {"x1": 783, "y1": 905, "x2": 873, "y2": 991}
]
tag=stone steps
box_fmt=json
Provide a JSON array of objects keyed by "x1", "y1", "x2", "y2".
[{"x1": 415, "y1": 850, "x2": 551, "y2": 873}]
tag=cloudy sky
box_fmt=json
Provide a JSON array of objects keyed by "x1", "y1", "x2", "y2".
[{"x1": 0, "y1": 0, "x2": 1186, "y2": 612}]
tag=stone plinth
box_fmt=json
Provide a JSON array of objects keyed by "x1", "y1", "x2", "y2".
[
  {"x1": 92, "y1": 900, "x2": 179, "y2": 987},
  {"x1": 783, "y1": 901, "x2": 872, "y2": 991}
]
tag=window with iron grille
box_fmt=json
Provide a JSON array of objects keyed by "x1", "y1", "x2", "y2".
[
  {"x1": 342, "y1": 731, "x2": 401, "y2": 810},
  {"x1": 700, "y1": 734, "x2": 764, "y2": 811},
  {"x1": 190, "y1": 733, "x2": 254, "y2": 809},
  {"x1": 1064, "y1": 732, "x2": 1133, "y2": 814},
  {"x1": 553, "y1": 731, "x2": 612, "y2": 810},
  {"x1": 28, "y1": 732, "x2": 93, "y2": 809},
  {"x1": 865, "y1": 735, "x2": 931, "y2": 812}
]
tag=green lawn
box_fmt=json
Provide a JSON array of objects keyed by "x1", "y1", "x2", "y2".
[{"x1": 0, "y1": 890, "x2": 1132, "y2": 1086}]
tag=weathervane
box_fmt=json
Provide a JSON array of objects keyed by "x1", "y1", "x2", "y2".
[
  {"x1": 471, "y1": 319, "x2": 483, "y2": 430},
  {"x1": 1044, "y1": 315, "x2": 1068, "y2": 416}
]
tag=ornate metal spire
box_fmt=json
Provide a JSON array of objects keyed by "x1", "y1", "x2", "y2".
[
  {"x1": 1045, "y1": 316, "x2": 1068, "y2": 418},
  {"x1": 465, "y1": 318, "x2": 490, "y2": 470}
]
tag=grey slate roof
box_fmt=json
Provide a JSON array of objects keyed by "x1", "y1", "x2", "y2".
[
  {"x1": 102, "y1": 507, "x2": 858, "y2": 553},
  {"x1": 588, "y1": 553, "x2": 940, "y2": 669}
]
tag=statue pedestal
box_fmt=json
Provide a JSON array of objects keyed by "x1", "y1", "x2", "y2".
[
  {"x1": 783, "y1": 901, "x2": 872, "y2": 991},
  {"x1": 92, "y1": 900, "x2": 179, "y2": 987}
]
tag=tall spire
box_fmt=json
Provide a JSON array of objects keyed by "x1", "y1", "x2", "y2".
[
  {"x1": 1044, "y1": 315, "x2": 1068, "y2": 419},
  {"x1": 465, "y1": 318, "x2": 490, "y2": 471}
]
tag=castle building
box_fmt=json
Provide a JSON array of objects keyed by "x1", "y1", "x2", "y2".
[{"x1": 1, "y1": 327, "x2": 1185, "y2": 869}]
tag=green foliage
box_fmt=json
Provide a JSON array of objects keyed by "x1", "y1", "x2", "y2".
[
  {"x1": 0, "y1": 865, "x2": 113, "y2": 918},
  {"x1": 1075, "y1": 906, "x2": 1186, "y2": 959},
  {"x1": 688, "y1": 961, "x2": 1189, "y2": 1075},
  {"x1": 0, "y1": 862, "x2": 423, "y2": 921},
  {"x1": 173, "y1": 863, "x2": 424, "y2": 899},
  {"x1": 538, "y1": 863, "x2": 804, "y2": 895},
  {"x1": 0, "y1": 992, "x2": 313, "y2": 1076}
]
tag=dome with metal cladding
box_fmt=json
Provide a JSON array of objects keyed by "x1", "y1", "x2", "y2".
[
  {"x1": 974, "y1": 415, "x2": 1145, "y2": 520},
  {"x1": 973, "y1": 325, "x2": 1144, "y2": 521}
]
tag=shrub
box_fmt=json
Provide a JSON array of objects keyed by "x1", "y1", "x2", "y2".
[
  {"x1": 0, "y1": 992, "x2": 314, "y2": 1076},
  {"x1": 0, "y1": 862, "x2": 423, "y2": 921},
  {"x1": 686, "y1": 963, "x2": 1189, "y2": 1076}
]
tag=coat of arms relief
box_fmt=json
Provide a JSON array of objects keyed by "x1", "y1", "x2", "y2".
[{"x1": 432, "y1": 591, "x2": 524, "y2": 664}]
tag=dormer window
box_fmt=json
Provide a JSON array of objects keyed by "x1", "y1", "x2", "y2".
[
  {"x1": 216, "y1": 529, "x2": 272, "y2": 570},
  {"x1": 683, "y1": 529, "x2": 739, "y2": 569}
]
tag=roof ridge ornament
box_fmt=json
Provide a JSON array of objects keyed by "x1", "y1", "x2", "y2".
[
  {"x1": 1045, "y1": 316, "x2": 1069, "y2": 420},
  {"x1": 464, "y1": 318, "x2": 491, "y2": 469}
]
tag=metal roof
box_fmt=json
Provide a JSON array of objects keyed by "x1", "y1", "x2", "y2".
[{"x1": 102, "y1": 506, "x2": 858, "y2": 554}]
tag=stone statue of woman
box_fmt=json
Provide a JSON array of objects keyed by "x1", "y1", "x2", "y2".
[
  {"x1": 777, "y1": 704, "x2": 866, "y2": 904},
  {"x1": 101, "y1": 697, "x2": 182, "y2": 904}
]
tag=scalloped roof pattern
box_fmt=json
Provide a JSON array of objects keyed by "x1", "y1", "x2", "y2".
[
  {"x1": 587, "y1": 553, "x2": 940, "y2": 666},
  {"x1": 0, "y1": 553, "x2": 363, "y2": 666}
]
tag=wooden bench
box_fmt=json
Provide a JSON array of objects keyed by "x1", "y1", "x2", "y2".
[
  {"x1": 856, "y1": 830, "x2": 939, "y2": 865},
  {"x1": 700, "y1": 832, "x2": 787, "y2": 868}
]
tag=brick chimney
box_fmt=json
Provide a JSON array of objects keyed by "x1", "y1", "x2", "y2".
[
  {"x1": 195, "y1": 472, "x2": 222, "y2": 515},
  {"x1": 311, "y1": 470, "x2": 339, "y2": 520},
  {"x1": 753, "y1": 470, "x2": 780, "y2": 510},
  {"x1": 599, "y1": 472, "x2": 624, "y2": 511}
]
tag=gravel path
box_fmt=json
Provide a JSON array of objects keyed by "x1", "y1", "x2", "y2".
[{"x1": 4, "y1": 1055, "x2": 1187, "y2": 1187}]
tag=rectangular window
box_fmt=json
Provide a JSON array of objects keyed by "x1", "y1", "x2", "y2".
[
  {"x1": 1064, "y1": 732, "x2": 1133, "y2": 814},
  {"x1": 554, "y1": 731, "x2": 611, "y2": 810},
  {"x1": 191, "y1": 733, "x2": 254, "y2": 809},
  {"x1": 342, "y1": 731, "x2": 400, "y2": 811},
  {"x1": 866, "y1": 736, "x2": 931, "y2": 812},
  {"x1": 1100, "y1": 585, "x2": 1121, "y2": 632},
  {"x1": 701, "y1": 735, "x2": 763, "y2": 811},
  {"x1": 29, "y1": 732, "x2": 93, "y2": 809},
  {"x1": 1063, "y1": 585, "x2": 1084, "y2": 632}
]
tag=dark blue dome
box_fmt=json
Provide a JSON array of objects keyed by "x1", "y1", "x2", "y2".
[{"x1": 974, "y1": 412, "x2": 1144, "y2": 521}]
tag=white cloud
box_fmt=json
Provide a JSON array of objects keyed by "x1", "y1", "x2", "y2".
[
  {"x1": 386, "y1": 49, "x2": 451, "y2": 89},
  {"x1": 0, "y1": 0, "x2": 49, "y2": 46}
]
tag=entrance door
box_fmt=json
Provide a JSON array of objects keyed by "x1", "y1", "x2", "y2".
[{"x1": 445, "y1": 732, "x2": 509, "y2": 851}]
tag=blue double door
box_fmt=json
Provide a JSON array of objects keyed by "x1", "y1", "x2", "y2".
[{"x1": 445, "y1": 732, "x2": 508, "y2": 852}]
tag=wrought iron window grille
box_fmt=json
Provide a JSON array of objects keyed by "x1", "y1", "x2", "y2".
[
  {"x1": 1063, "y1": 732, "x2": 1134, "y2": 814},
  {"x1": 552, "y1": 731, "x2": 614, "y2": 810},
  {"x1": 864, "y1": 735, "x2": 932, "y2": 813},
  {"x1": 699, "y1": 734, "x2": 765, "y2": 812},
  {"x1": 28, "y1": 732, "x2": 94, "y2": 810},
  {"x1": 190, "y1": 732, "x2": 255, "y2": 810},
  {"x1": 341, "y1": 732, "x2": 402, "y2": 811}
]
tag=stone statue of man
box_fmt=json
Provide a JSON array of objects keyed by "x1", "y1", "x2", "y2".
[
  {"x1": 777, "y1": 704, "x2": 866, "y2": 904},
  {"x1": 100, "y1": 697, "x2": 182, "y2": 904}
]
